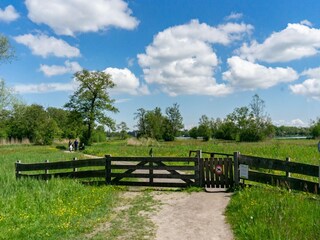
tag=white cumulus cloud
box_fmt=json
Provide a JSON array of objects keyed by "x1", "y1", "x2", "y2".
[
  {"x1": 138, "y1": 19, "x2": 253, "y2": 96},
  {"x1": 14, "y1": 82, "x2": 75, "y2": 94},
  {"x1": 290, "y1": 78, "x2": 320, "y2": 100},
  {"x1": 238, "y1": 23, "x2": 320, "y2": 63},
  {"x1": 25, "y1": 0, "x2": 139, "y2": 36},
  {"x1": 104, "y1": 67, "x2": 149, "y2": 95},
  {"x1": 273, "y1": 119, "x2": 307, "y2": 127},
  {"x1": 223, "y1": 56, "x2": 299, "y2": 90},
  {"x1": 301, "y1": 66, "x2": 320, "y2": 79},
  {"x1": 225, "y1": 12, "x2": 243, "y2": 21},
  {"x1": 0, "y1": 5, "x2": 19, "y2": 22},
  {"x1": 39, "y1": 61, "x2": 82, "y2": 77},
  {"x1": 14, "y1": 34, "x2": 80, "y2": 58}
]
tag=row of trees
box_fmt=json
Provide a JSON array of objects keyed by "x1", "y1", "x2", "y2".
[
  {"x1": 0, "y1": 103, "x2": 108, "y2": 145},
  {"x1": 188, "y1": 94, "x2": 274, "y2": 141}
]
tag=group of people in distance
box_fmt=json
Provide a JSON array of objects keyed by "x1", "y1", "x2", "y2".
[{"x1": 68, "y1": 139, "x2": 84, "y2": 152}]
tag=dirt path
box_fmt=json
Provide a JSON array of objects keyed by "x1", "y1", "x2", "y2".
[
  {"x1": 150, "y1": 190, "x2": 234, "y2": 240},
  {"x1": 67, "y1": 152, "x2": 234, "y2": 239}
]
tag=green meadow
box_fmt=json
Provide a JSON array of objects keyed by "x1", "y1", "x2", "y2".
[{"x1": 1, "y1": 139, "x2": 320, "y2": 239}]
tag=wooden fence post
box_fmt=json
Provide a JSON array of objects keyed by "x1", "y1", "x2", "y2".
[
  {"x1": 45, "y1": 160, "x2": 49, "y2": 182},
  {"x1": 285, "y1": 157, "x2": 291, "y2": 178},
  {"x1": 197, "y1": 150, "x2": 203, "y2": 187},
  {"x1": 15, "y1": 160, "x2": 21, "y2": 179},
  {"x1": 105, "y1": 155, "x2": 111, "y2": 185},
  {"x1": 234, "y1": 152, "x2": 240, "y2": 188},
  {"x1": 73, "y1": 157, "x2": 77, "y2": 178},
  {"x1": 149, "y1": 150, "x2": 153, "y2": 184}
]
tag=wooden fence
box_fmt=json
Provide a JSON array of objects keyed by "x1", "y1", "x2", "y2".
[
  {"x1": 15, "y1": 151, "x2": 320, "y2": 193},
  {"x1": 15, "y1": 155, "x2": 200, "y2": 188},
  {"x1": 234, "y1": 152, "x2": 320, "y2": 194}
]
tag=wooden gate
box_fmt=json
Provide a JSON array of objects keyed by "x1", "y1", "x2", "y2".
[{"x1": 202, "y1": 157, "x2": 234, "y2": 188}]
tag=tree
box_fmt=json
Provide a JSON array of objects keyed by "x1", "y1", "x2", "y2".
[
  {"x1": 145, "y1": 107, "x2": 164, "y2": 140},
  {"x1": 0, "y1": 79, "x2": 20, "y2": 111},
  {"x1": 64, "y1": 70, "x2": 118, "y2": 145},
  {"x1": 189, "y1": 126, "x2": 198, "y2": 139},
  {"x1": 8, "y1": 104, "x2": 59, "y2": 144},
  {"x1": 250, "y1": 94, "x2": 265, "y2": 120},
  {"x1": 134, "y1": 108, "x2": 148, "y2": 138},
  {"x1": 310, "y1": 118, "x2": 320, "y2": 139},
  {"x1": 198, "y1": 115, "x2": 212, "y2": 141},
  {"x1": 163, "y1": 103, "x2": 184, "y2": 141},
  {"x1": 117, "y1": 121, "x2": 129, "y2": 139},
  {"x1": 0, "y1": 34, "x2": 15, "y2": 65}
]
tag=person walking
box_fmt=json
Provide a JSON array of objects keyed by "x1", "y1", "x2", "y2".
[
  {"x1": 74, "y1": 139, "x2": 79, "y2": 151},
  {"x1": 68, "y1": 140, "x2": 73, "y2": 152}
]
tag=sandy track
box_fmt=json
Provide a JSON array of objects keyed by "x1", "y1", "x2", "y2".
[{"x1": 150, "y1": 191, "x2": 234, "y2": 240}]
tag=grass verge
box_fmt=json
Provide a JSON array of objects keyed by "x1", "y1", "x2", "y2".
[{"x1": 225, "y1": 186, "x2": 320, "y2": 240}]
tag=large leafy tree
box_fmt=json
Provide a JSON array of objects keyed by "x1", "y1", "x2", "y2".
[
  {"x1": 164, "y1": 103, "x2": 184, "y2": 140},
  {"x1": 64, "y1": 70, "x2": 118, "y2": 145}
]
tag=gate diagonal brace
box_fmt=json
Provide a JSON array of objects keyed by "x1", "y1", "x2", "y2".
[
  {"x1": 111, "y1": 160, "x2": 149, "y2": 183},
  {"x1": 155, "y1": 161, "x2": 194, "y2": 185}
]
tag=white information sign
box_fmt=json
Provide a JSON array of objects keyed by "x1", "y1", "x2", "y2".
[{"x1": 239, "y1": 164, "x2": 249, "y2": 179}]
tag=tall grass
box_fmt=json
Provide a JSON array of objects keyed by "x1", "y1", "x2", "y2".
[
  {"x1": 85, "y1": 138, "x2": 320, "y2": 165},
  {"x1": 0, "y1": 145, "x2": 121, "y2": 240},
  {"x1": 226, "y1": 186, "x2": 320, "y2": 240}
]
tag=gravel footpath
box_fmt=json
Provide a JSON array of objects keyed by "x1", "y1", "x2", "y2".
[{"x1": 150, "y1": 190, "x2": 234, "y2": 240}]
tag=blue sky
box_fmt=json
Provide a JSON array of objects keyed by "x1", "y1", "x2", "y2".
[{"x1": 0, "y1": 0, "x2": 320, "y2": 130}]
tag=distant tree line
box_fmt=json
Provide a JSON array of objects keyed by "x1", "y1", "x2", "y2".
[{"x1": 187, "y1": 94, "x2": 274, "y2": 141}]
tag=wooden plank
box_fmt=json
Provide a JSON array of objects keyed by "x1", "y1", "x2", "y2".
[
  {"x1": 155, "y1": 161, "x2": 193, "y2": 185},
  {"x1": 110, "y1": 181, "x2": 192, "y2": 188},
  {"x1": 229, "y1": 158, "x2": 234, "y2": 187},
  {"x1": 108, "y1": 157, "x2": 197, "y2": 163},
  {"x1": 205, "y1": 158, "x2": 210, "y2": 187},
  {"x1": 219, "y1": 158, "x2": 224, "y2": 188},
  {"x1": 16, "y1": 158, "x2": 105, "y2": 171},
  {"x1": 110, "y1": 165, "x2": 196, "y2": 171},
  {"x1": 234, "y1": 152, "x2": 240, "y2": 187},
  {"x1": 224, "y1": 158, "x2": 229, "y2": 187},
  {"x1": 149, "y1": 161, "x2": 153, "y2": 184},
  {"x1": 112, "y1": 160, "x2": 149, "y2": 182},
  {"x1": 239, "y1": 155, "x2": 319, "y2": 177},
  {"x1": 19, "y1": 170, "x2": 106, "y2": 179},
  {"x1": 214, "y1": 158, "x2": 218, "y2": 187},
  {"x1": 105, "y1": 156, "x2": 111, "y2": 184},
  {"x1": 110, "y1": 173, "x2": 195, "y2": 179},
  {"x1": 247, "y1": 171, "x2": 319, "y2": 194},
  {"x1": 194, "y1": 158, "x2": 200, "y2": 187},
  {"x1": 210, "y1": 158, "x2": 215, "y2": 188}
]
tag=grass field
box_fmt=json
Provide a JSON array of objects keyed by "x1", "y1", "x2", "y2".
[{"x1": 1, "y1": 138, "x2": 320, "y2": 239}]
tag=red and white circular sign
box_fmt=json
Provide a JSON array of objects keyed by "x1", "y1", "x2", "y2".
[{"x1": 215, "y1": 164, "x2": 223, "y2": 175}]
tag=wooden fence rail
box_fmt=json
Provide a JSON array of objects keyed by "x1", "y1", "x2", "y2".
[
  {"x1": 15, "y1": 155, "x2": 200, "y2": 188},
  {"x1": 235, "y1": 152, "x2": 320, "y2": 194}
]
